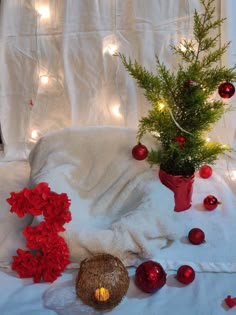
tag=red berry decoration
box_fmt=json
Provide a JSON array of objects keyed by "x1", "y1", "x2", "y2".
[
  {"x1": 218, "y1": 82, "x2": 235, "y2": 99},
  {"x1": 132, "y1": 143, "x2": 148, "y2": 160},
  {"x1": 203, "y1": 195, "x2": 220, "y2": 211},
  {"x1": 176, "y1": 265, "x2": 195, "y2": 285},
  {"x1": 199, "y1": 164, "x2": 213, "y2": 179},
  {"x1": 188, "y1": 228, "x2": 205, "y2": 245},
  {"x1": 173, "y1": 135, "x2": 186, "y2": 148},
  {"x1": 135, "y1": 260, "x2": 167, "y2": 293}
]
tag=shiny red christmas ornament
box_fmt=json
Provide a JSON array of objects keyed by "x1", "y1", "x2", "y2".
[
  {"x1": 203, "y1": 195, "x2": 220, "y2": 210},
  {"x1": 199, "y1": 164, "x2": 213, "y2": 179},
  {"x1": 218, "y1": 82, "x2": 235, "y2": 99},
  {"x1": 173, "y1": 136, "x2": 186, "y2": 148},
  {"x1": 184, "y1": 80, "x2": 198, "y2": 88},
  {"x1": 176, "y1": 265, "x2": 195, "y2": 285},
  {"x1": 188, "y1": 228, "x2": 205, "y2": 245},
  {"x1": 132, "y1": 143, "x2": 148, "y2": 160},
  {"x1": 135, "y1": 260, "x2": 167, "y2": 293}
]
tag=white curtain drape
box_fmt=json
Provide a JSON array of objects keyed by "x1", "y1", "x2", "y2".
[{"x1": 0, "y1": 0, "x2": 235, "y2": 160}]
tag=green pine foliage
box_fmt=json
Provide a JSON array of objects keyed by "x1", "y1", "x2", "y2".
[{"x1": 116, "y1": 0, "x2": 236, "y2": 175}]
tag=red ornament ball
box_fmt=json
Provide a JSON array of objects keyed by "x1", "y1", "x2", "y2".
[
  {"x1": 203, "y1": 195, "x2": 220, "y2": 211},
  {"x1": 132, "y1": 143, "x2": 148, "y2": 160},
  {"x1": 135, "y1": 260, "x2": 167, "y2": 293},
  {"x1": 218, "y1": 82, "x2": 235, "y2": 99},
  {"x1": 176, "y1": 265, "x2": 195, "y2": 285},
  {"x1": 173, "y1": 136, "x2": 186, "y2": 148},
  {"x1": 184, "y1": 80, "x2": 198, "y2": 88},
  {"x1": 199, "y1": 165, "x2": 213, "y2": 179},
  {"x1": 188, "y1": 228, "x2": 205, "y2": 245}
]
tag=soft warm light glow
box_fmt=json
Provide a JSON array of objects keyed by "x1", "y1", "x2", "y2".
[
  {"x1": 206, "y1": 137, "x2": 211, "y2": 143},
  {"x1": 94, "y1": 287, "x2": 110, "y2": 302},
  {"x1": 179, "y1": 43, "x2": 187, "y2": 52},
  {"x1": 31, "y1": 129, "x2": 40, "y2": 141},
  {"x1": 103, "y1": 43, "x2": 118, "y2": 55},
  {"x1": 151, "y1": 131, "x2": 160, "y2": 137},
  {"x1": 37, "y1": 6, "x2": 50, "y2": 19},
  {"x1": 40, "y1": 75, "x2": 49, "y2": 85},
  {"x1": 222, "y1": 144, "x2": 230, "y2": 149},
  {"x1": 159, "y1": 103, "x2": 166, "y2": 110},
  {"x1": 111, "y1": 104, "x2": 122, "y2": 118},
  {"x1": 231, "y1": 170, "x2": 236, "y2": 181},
  {"x1": 103, "y1": 35, "x2": 119, "y2": 55}
]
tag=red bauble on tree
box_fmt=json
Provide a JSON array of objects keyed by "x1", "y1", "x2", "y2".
[
  {"x1": 188, "y1": 228, "x2": 205, "y2": 245},
  {"x1": 132, "y1": 143, "x2": 148, "y2": 160},
  {"x1": 135, "y1": 260, "x2": 167, "y2": 293},
  {"x1": 173, "y1": 136, "x2": 186, "y2": 148},
  {"x1": 176, "y1": 265, "x2": 195, "y2": 285},
  {"x1": 203, "y1": 195, "x2": 220, "y2": 210},
  {"x1": 199, "y1": 164, "x2": 213, "y2": 178},
  {"x1": 184, "y1": 80, "x2": 198, "y2": 88},
  {"x1": 218, "y1": 82, "x2": 235, "y2": 99}
]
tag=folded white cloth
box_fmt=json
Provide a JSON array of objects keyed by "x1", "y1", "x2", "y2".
[{"x1": 29, "y1": 126, "x2": 183, "y2": 266}]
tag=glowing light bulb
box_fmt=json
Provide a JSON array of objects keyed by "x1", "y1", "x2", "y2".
[
  {"x1": 40, "y1": 75, "x2": 49, "y2": 85},
  {"x1": 31, "y1": 129, "x2": 40, "y2": 142},
  {"x1": 151, "y1": 131, "x2": 160, "y2": 137},
  {"x1": 179, "y1": 43, "x2": 187, "y2": 52},
  {"x1": 159, "y1": 103, "x2": 166, "y2": 110},
  {"x1": 222, "y1": 144, "x2": 230, "y2": 149},
  {"x1": 111, "y1": 104, "x2": 122, "y2": 118},
  {"x1": 231, "y1": 170, "x2": 236, "y2": 181},
  {"x1": 103, "y1": 43, "x2": 118, "y2": 55},
  {"x1": 37, "y1": 6, "x2": 50, "y2": 19},
  {"x1": 102, "y1": 35, "x2": 119, "y2": 55}
]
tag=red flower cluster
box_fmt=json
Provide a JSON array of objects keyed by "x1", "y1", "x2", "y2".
[{"x1": 7, "y1": 182, "x2": 71, "y2": 283}]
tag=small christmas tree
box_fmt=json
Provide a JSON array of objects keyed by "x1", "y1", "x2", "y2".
[{"x1": 117, "y1": 0, "x2": 236, "y2": 176}]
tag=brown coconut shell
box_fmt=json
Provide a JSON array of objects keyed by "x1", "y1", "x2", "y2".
[{"x1": 75, "y1": 253, "x2": 130, "y2": 310}]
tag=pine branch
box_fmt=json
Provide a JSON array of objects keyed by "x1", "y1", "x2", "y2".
[{"x1": 115, "y1": 52, "x2": 161, "y2": 103}]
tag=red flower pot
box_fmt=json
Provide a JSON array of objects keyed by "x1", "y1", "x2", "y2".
[{"x1": 159, "y1": 168, "x2": 195, "y2": 212}]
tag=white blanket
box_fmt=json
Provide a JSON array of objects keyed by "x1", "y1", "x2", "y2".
[{"x1": 29, "y1": 126, "x2": 182, "y2": 266}]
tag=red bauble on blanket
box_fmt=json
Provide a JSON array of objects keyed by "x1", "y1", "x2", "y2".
[
  {"x1": 135, "y1": 260, "x2": 166, "y2": 293},
  {"x1": 203, "y1": 195, "x2": 220, "y2": 210},
  {"x1": 176, "y1": 265, "x2": 195, "y2": 285},
  {"x1": 199, "y1": 165, "x2": 212, "y2": 178},
  {"x1": 188, "y1": 228, "x2": 205, "y2": 245}
]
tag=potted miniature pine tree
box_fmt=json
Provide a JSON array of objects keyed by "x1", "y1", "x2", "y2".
[{"x1": 117, "y1": 0, "x2": 236, "y2": 211}]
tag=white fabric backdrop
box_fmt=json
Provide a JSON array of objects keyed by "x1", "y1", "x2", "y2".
[{"x1": 0, "y1": 0, "x2": 235, "y2": 160}]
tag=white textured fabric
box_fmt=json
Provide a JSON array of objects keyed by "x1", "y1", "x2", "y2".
[
  {"x1": 29, "y1": 126, "x2": 183, "y2": 266},
  {"x1": 0, "y1": 159, "x2": 31, "y2": 264},
  {"x1": 29, "y1": 127, "x2": 236, "y2": 273},
  {"x1": 0, "y1": 0, "x2": 235, "y2": 160}
]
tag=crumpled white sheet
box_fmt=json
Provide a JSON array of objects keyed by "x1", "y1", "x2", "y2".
[{"x1": 29, "y1": 126, "x2": 183, "y2": 266}]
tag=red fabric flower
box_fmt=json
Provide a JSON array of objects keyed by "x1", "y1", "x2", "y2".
[
  {"x1": 12, "y1": 249, "x2": 40, "y2": 279},
  {"x1": 8, "y1": 182, "x2": 72, "y2": 283},
  {"x1": 7, "y1": 189, "x2": 33, "y2": 217}
]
